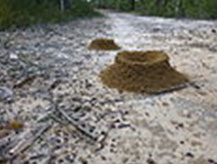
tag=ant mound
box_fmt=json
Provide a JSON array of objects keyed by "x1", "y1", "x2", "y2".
[
  {"x1": 88, "y1": 38, "x2": 120, "y2": 50},
  {"x1": 100, "y1": 51, "x2": 188, "y2": 94}
]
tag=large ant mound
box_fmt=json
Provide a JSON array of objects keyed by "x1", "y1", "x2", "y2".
[
  {"x1": 100, "y1": 51, "x2": 188, "y2": 94},
  {"x1": 88, "y1": 38, "x2": 120, "y2": 50}
]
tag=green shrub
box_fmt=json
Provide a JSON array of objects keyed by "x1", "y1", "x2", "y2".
[
  {"x1": 0, "y1": 0, "x2": 98, "y2": 29},
  {"x1": 117, "y1": 0, "x2": 133, "y2": 11},
  {"x1": 94, "y1": 0, "x2": 217, "y2": 19},
  {"x1": 202, "y1": 0, "x2": 217, "y2": 19}
]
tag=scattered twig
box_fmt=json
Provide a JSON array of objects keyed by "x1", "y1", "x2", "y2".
[
  {"x1": 49, "y1": 113, "x2": 67, "y2": 125},
  {"x1": 0, "y1": 133, "x2": 21, "y2": 156},
  {"x1": 56, "y1": 107, "x2": 98, "y2": 141},
  {"x1": 95, "y1": 127, "x2": 111, "y2": 152},
  {"x1": 2, "y1": 33, "x2": 19, "y2": 49},
  {"x1": 48, "y1": 79, "x2": 62, "y2": 91},
  {"x1": 13, "y1": 75, "x2": 38, "y2": 89},
  {"x1": 8, "y1": 123, "x2": 52, "y2": 162},
  {"x1": 46, "y1": 27, "x2": 73, "y2": 40},
  {"x1": 188, "y1": 81, "x2": 201, "y2": 89},
  {"x1": 149, "y1": 83, "x2": 187, "y2": 95}
]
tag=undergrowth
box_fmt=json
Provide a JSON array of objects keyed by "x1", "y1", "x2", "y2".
[{"x1": 0, "y1": 0, "x2": 101, "y2": 30}]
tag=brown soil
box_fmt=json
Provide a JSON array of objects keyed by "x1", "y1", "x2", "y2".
[
  {"x1": 88, "y1": 38, "x2": 120, "y2": 50},
  {"x1": 100, "y1": 51, "x2": 188, "y2": 94}
]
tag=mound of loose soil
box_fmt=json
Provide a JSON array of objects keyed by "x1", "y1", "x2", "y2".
[
  {"x1": 100, "y1": 51, "x2": 188, "y2": 94},
  {"x1": 88, "y1": 38, "x2": 120, "y2": 50}
]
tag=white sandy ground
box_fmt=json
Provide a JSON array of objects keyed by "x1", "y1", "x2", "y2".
[{"x1": 0, "y1": 10, "x2": 217, "y2": 164}]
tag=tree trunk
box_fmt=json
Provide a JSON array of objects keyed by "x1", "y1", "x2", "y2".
[
  {"x1": 131, "y1": 0, "x2": 135, "y2": 10},
  {"x1": 60, "y1": 0, "x2": 65, "y2": 12}
]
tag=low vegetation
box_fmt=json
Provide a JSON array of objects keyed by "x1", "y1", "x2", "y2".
[
  {"x1": 92, "y1": 0, "x2": 217, "y2": 19},
  {"x1": 0, "y1": 0, "x2": 99, "y2": 29}
]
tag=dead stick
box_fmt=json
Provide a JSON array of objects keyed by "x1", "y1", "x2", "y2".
[
  {"x1": 56, "y1": 108, "x2": 98, "y2": 141},
  {"x1": 8, "y1": 123, "x2": 52, "y2": 160}
]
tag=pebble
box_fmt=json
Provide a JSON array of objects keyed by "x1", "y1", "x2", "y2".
[
  {"x1": 186, "y1": 152, "x2": 194, "y2": 158},
  {"x1": 0, "y1": 87, "x2": 13, "y2": 101},
  {"x1": 0, "y1": 129, "x2": 10, "y2": 139},
  {"x1": 9, "y1": 53, "x2": 18, "y2": 60},
  {"x1": 147, "y1": 158, "x2": 156, "y2": 164},
  {"x1": 211, "y1": 29, "x2": 216, "y2": 33},
  {"x1": 208, "y1": 159, "x2": 217, "y2": 164}
]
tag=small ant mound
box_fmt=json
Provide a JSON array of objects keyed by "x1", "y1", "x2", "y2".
[{"x1": 88, "y1": 38, "x2": 120, "y2": 50}]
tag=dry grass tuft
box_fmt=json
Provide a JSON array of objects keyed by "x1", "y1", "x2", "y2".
[{"x1": 7, "y1": 121, "x2": 23, "y2": 130}]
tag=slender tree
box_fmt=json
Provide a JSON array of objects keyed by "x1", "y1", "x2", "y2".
[{"x1": 130, "y1": 0, "x2": 135, "y2": 10}]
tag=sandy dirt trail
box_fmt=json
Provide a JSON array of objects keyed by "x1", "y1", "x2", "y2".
[{"x1": 0, "y1": 10, "x2": 217, "y2": 164}]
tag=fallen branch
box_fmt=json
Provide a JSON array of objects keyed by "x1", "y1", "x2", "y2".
[
  {"x1": 56, "y1": 107, "x2": 98, "y2": 141},
  {"x1": 7, "y1": 123, "x2": 52, "y2": 162},
  {"x1": 149, "y1": 83, "x2": 187, "y2": 95},
  {"x1": 13, "y1": 75, "x2": 38, "y2": 89}
]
